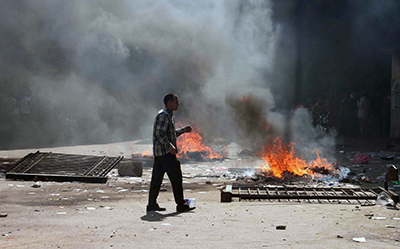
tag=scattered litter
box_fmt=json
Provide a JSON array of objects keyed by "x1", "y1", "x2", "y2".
[
  {"x1": 376, "y1": 174, "x2": 386, "y2": 181},
  {"x1": 393, "y1": 218, "x2": 400, "y2": 220},
  {"x1": 198, "y1": 191, "x2": 207, "y2": 194},
  {"x1": 184, "y1": 189, "x2": 192, "y2": 192},
  {"x1": 276, "y1": 225, "x2": 286, "y2": 230},
  {"x1": 380, "y1": 155, "x2": 394, "y2": 160},
  {"x1": 0, "y1": 213, "x2": 8, "y2": 218},
  {"x1": 31, "y1": 182, "x2": 41, "y2": 188},
  {"x1": 352, "y1": 154, "x2": 369, "y2": 164},
  {"x1": 86, "y1": 207, "x2": 96, "y2": 211},
  {"x1": 29, "y1": 192, "x2": 36, "y2": 195},
  {"x1": 184, "y1": 198, "x2": 196, "y2": 207},
  {"x1": 7, "y1": 184, "x2": 14, "y2": 187},
  {"x1": 337, "y1": 235, "x2": 343, "y2": 238},
  {"x1": 386, "y1": 225, "x2": 396, "y2": 228},
  {"x1": 49, "y1": 193, "x2": 60, "y2": 196},
  {"x1": 376, "y1": 192, "x2": 395, "y2": 206},
  {"x1": 132, "y1": 190, "x2": 148, "y2": 193},
  {"x1": 161, "y1": 223, "x2": 171, "y2": 226},
  {"x1": 117, "y1": 189, "x2": 128, "y2": 193},
  {"x1": 2, "y1": 232, "x2": 11, "y2": 237},
  {"x1": 101, "y1": 196, "x2": 109, "y2": 199},
  {"x1": 57, "y1": 212, "x2": 67, "y2": 215},
  {"x1": 16, "y1": 185, "x2": 25, "y2": 188},
  {"x1": 96, "y1": 190, "x2": 105, "y2": 193},
  {"x1": 103, "y1": 207, "x2": 113, "y2": 210},
  {"x1": 353, "y1": 237, "x2": 367, "y2": 243},
  {"x1": 372, "y1": 217, "x2": 386, "y2": 220}
]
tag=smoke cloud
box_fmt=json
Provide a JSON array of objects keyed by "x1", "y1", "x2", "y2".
[{"x1": 0, "y1": 0, "x2": 338, "y2": 163}]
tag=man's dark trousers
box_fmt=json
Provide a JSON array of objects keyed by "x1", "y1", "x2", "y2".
[{"x1": 148, "y1": 153, "x2": 185, "y2": 206}]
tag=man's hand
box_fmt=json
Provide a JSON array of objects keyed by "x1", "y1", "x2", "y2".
[
  {"x1": 169, "y1": 144, "x2": 177, "y2": 155},
  {"x1": 184, "y1": 126, "x2": 192, "y2": 133}
]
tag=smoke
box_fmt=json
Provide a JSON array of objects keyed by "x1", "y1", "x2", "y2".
[
  {"x1": 0, "y1": 0, "x2": 338, "y2": 163},
  {"x1": 289, "y1": 107, "x2": 337, "y2": 162}
]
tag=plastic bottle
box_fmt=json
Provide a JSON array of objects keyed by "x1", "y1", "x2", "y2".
[{"x1": 184, "y1": 198, "x2": 196, "y2": 208}]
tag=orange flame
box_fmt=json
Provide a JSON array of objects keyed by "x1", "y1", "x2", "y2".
[
  {"x1": 141, "y1": 146, "x2": 152, "y2": 156},
  {"x1": 258, "y1": 137, "x2": 335, "y2": 179},
  {"x1": 177, "y1": 125, "x2": 224, "y2": 160}
]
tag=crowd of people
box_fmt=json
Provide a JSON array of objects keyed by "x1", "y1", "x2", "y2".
[
  {"x1": 0, "y1": 86, "x2": 63, "y2": 148},
  {"x1": 0, "y1": 87, "x2": 35, "y2": 133},
  {"x1": 305, "y1": 92, "x2": 391, "y2": 138}
]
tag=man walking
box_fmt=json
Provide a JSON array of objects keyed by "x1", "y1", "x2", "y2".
[{"x1": 147, "y1": 93, "x2": 195, "y2": 213}]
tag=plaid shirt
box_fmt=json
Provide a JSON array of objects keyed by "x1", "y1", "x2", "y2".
[{"x1": 153, "y1": 108, "x2": 185, "y2": 157}]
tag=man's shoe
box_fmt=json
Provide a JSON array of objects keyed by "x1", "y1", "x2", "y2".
[
  {"x1": 176, "y1": 203, "x2": 196, "y2": 213},
  {"x1": 146, "y1": 204, "x2": 166, "y2": 212}
]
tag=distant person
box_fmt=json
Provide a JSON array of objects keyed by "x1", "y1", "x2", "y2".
[
  {"x1": 340, "y1": 93, "x2": 358, "y2": 137},
  {"x1": 19, "y1": 94, "x2": 35, "y2": 125},
  {"x1": 311, "y1": 98, "x2": 328, "y2": 126},
  {"x1": 147, "y1": 93, "x2": 195, "y2": 213},
  {"x1": 5, "y1": 95, "x2": 18, "y2": 121},
  {"x1": 358, "y1": 91, "x2": 370, "y2": 137}
]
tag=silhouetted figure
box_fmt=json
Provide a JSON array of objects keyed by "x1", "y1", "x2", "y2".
[
  {"x1": 358, "y1": 91, "x2": 370, "y2": 137},
  {"x1": 311, "y1": 98, "x2": 328, "y2": 126},
  {"x1": 340, "y1": 93, "x2": 358, "y2": 137}
]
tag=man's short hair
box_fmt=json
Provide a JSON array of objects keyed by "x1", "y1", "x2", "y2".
[{"x1": 163, "y1": 93, "x2": 176, "y2": 106}]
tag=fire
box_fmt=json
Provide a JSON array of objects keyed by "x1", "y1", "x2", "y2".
[
  {"x1": 141, "y1": 146, "x2": 152, "y2": 156},
  {"x1": 177, "y1": 125, "x2": 223, "y2": 160},
  {"x1": 258, "y1": 137, "x2": 335, "y2": 179}
]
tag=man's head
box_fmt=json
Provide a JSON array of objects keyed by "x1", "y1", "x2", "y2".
[{"x1": 164, "y1": 93, "x2": 179, "y2": 111}]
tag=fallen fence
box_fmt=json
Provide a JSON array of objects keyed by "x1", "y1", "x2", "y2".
[
  {"x1": 221, "y1": 184, "x2": 399, "y2": 206},
  {"x1": 6, "y1": 151, "x2": 123, "y2": 183}
]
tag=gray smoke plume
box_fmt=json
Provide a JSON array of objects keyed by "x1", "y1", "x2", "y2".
[{"x1": 0, "y1": 0, "x2": 337, "y2": 165}]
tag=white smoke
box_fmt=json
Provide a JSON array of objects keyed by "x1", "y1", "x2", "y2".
[{"x1": 0, "y1": 0, "x2": 336, "y2": 162}]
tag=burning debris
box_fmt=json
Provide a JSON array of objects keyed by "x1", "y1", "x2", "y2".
[
  {"x1": 257, "y1": 137, "x2": 340, "y2": 180},
  {"x1": 131, "y1": 124, "x2": 226, "y2": 163},
  {"x1": 176, "y1": 124, "x2": 226, "y2": 161}
]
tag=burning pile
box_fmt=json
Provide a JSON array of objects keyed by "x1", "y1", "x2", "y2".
[
  {"x1": 177, "y1": 124, "x2": 224, "y2": 160},
  {"x1": 258, "y1": 137, "x2": 338, "y2": 179}
]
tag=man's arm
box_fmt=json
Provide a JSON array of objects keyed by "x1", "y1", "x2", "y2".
[{"x1": 176, "y1": 126, "x2": 192, "y2": 137}]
